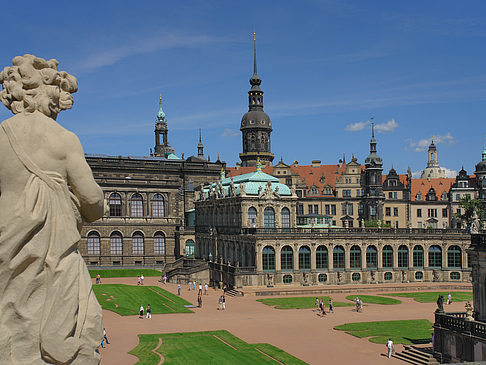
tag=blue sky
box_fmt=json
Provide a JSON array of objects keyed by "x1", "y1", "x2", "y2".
[{"x1": 1, "y1": 1, "x2": 485, "y2": 176}]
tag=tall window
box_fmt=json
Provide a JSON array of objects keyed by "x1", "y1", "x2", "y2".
[
  {"x1": 248, "y1": 207, "x2": 257, "y2": 227},
  {"x1": 185, "y1": 239, "x2": 195, "y2": 258},
  {"x1": 299, "y1": 246, "x2": 311, "y2": 271},
  {"x1": 154, "y1": 232, "x2": 165, "y2": 255},
  {"x1": 87, "y1": 231, "x2": 100, "y2": 255},
  {"x1": 131, "y1": 193, "x2": 143, "y2": 217},
  {"x1": 398, "y1": 245, "x2": 409, "y2": 268},
  {"x1": 350, "y1": 245, "x2": 361, "y2": 269},
  {"x1": 152, "y1": 194, "x2": 165, "y2": 218},
  {"x1": 413, "y1": 246, "x2": 424, "y2": 267},
  {"x1": 110, "y1": 231, "x2": 123, "y2": 255},
  {"x1": 316, "y1": 245, "x2": 328, "y2": 270},
  {"x1": 366, "y1": 246, "x2": 377, "y2": 269},
  {"x1": 281, "y1": 208, "x2": 290, "y2": 230},
  {"x1": 448, "y1": 246, "x2": 462, "y2": 268},
  {"x1": 264, "y1": 207, "x2": 275, "y2": 229},
  {"x1": 281, "y1": 246, "x2": 293, "y2": 271},
  {"x1": 262, "y1": 246, "x2": 275, "y2": 271},
  {"x1": 333, "y1": 246, "x2": 345, "y2": 269},
  {"x1": 382, "y1": 245, "x2": 393, "y2": 269},
  {"x1": 429, "y1": 245, "x2": 442, "y2": 268},
  {"x1": 109, "y1": 193, "x2": 122, "y2": 217},
  {"x1": 132, "y1": 232, "x2": 144, "y2": 255}
]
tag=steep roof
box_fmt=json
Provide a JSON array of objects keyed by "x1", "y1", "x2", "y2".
[{"x1": 410, "y1": 178, "x2": 455, "y2": 202}]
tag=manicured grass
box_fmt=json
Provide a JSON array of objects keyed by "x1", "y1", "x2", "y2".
[
  {"x1": 334, "y1": 319, "x2": 433, "y2": 345},
  {"x1": 89, "y1": 269, "x2": 161, "y2": 278},
  {"x1": 257, "y1": 296, "x2": 353, "y2": 309},
  {"x1": 93, "y1": 284, "x2": 193, "y2": 316},
  {"x1": 345, "y1": 295, "x2": 402, "y2": 305},
  {"x1": 129, "y1": 330, "x2": 308, "y2": 365},
  {"x1": 380, "y1": 291, "x2": 473, "y2": 303}
]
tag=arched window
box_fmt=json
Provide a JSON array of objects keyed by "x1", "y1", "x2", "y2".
[
  {"x1": 299, "y1": 246, "x2": 311, "y2": 271},
  {"x1": 262, "y1": 246, "x2": 275, "y2": 271},
  {"x1": 333, "y1": 246, "x2": 345, "y2": 269},
  {"x1": 132, "y1": 231, "x2": 144, "y2": 255},
  {"x1": 281, "y1": 246, "x2": 293, "y2": 271},
  {"x1": 131, "y1": 193, "x2": 143, "y2": 217},
  {"x1": 398, "y1": 245, "x2": 409, "y2": 268},
  {"x1": 316, "y1": 245, "x2": 328, "y2": 270},
  {"x1": 154, "y1": 232, "x2": 165, "y2": 255},
  {"x1": 152, "y1": 194, "x2": 165, "y2": 218},
  {"x1": 366, "y1": 246, "x2": 377, "y2": 269},
  {"x1": 87, "y1": 231, "x2": 100, "y2": 255},
  {"x1": 350, "y1": 245, "x2": 361, "y2": 269},
  {"x1": 382, "y1": 245, "x2": 393, "y2": 269},
  {"x1": 110, "y1": 231, "x2": 122, "y2": 255},
  {"x1": 248, "y1": 207, "x2": 257, "y2": 228},
  {"x1": 281, "y1": 208, "x2": 290, "y2": 230},
  {"x1": 448, "y1": 246, "x2": 462, "y2": 268},
  {"x1": 413, "y1": 245, "x2": 424, "y2": 267},
  {"x1": 185, "y1": 239, "x2": 195, "y2": 258},
  {"x1": 264, "y1": 207, "x2": 275, "y2": 229},
  {"x1": 429, "y1": 245, "x2": 442, "y2": 268},
  {"x1": 109, "y1": 193, "x2": 122, "y2": 217}
]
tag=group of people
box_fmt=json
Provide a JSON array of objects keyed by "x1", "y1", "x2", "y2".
[
  {"x1": 354, "y1": 297, "x2": 363, "y2": 312},
  {"x1": 218, "y1": 295, "x2": 226, "y2": 310},
  {"x1": 100, "y1": 328, "x2": 110, "y2": 348},
  {"x1": 315, "y1": 298, "x2": 334, "y2": 316},
  {"x1": 139, "y1": 304, "x2": 152, "y2": 319},
  {"x1": 137, "y1": 275, "x2": 145, "y2": 285}
]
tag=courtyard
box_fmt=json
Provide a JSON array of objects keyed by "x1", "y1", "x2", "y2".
[{"x1": 96, "y1": 276, "x2": 471, "y2": 364}]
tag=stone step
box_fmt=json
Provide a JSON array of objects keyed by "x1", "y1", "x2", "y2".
[
  {"x1": 393, "y1": 346, "x2": 439, "y2": 365},
  {"x1": 225, "y1": 289, "x2": 243, "y2": 297}
]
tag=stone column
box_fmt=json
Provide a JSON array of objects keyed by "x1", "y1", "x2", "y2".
[
  {"x1": 377, "y1": 245, "x2": 383, "y2": 270},
  {"x1": 462, "y1": 247, "x2": 468, "y2": 269},
  {"x1": 442, "y1": 244, "x2": 448, "y2": 269},
  {"x1": 293, "y1": 245, "x2": 299, "y2": 272},
  {"x1": 275, "y1": 245, "x2": 281, "y2": 271},
  {"x1": 256, "y1": 244, "x2": 263, "y2": 272},
  {"x1": 409, "y1": 244, "x2": 414, "y2": 269},
  {"x1": 345, "y1": 244, "x2": 350, "y2": 270},
  {"x1": 311, "y1": 244, "x2": 316, "y2": 271},
  {"x1": 393, "y1": 244, "x2": 398, "y2": 269},
  {"x1": 328, "y1": 245, "x2": 334, "y2": 270}
]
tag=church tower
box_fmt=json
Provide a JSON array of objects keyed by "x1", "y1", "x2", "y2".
[
  {"x1": 152, "y1": 95, "x2": 175, "y2": 157},
  {"x1": 363, "y1": 122, "x2": 384, "y2": 221},
  {"x1": 239, "y1": 34, "x2": 274, "y2": 167},
  {"x1": 420, "y1": 138, "x2": 445, "y2": 178}
]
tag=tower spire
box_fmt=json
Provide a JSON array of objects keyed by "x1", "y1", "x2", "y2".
[
  {"x1": 197, "y1": 128, "x2": 204, "y2": 159},
  {"x1": 253, "y1": 32, "x2": 257, "y2": 76}
]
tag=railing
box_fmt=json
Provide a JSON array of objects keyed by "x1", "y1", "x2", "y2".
[{"x1": 435, "y1": 312, "x2": 486, "y2": 339}]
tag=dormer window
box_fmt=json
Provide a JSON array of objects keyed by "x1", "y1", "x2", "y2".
[
  {"x1": 416, "y1": 192, "x2": 422, "y2": 201},
  {"x1": 426, "y1": 189, "x2": 436, "y2": 201},
  {"x1": 441, "y1": 192, "x2": 447, "y2": 201}
]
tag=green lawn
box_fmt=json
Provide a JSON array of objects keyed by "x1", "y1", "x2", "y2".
[
  {"x1": 334, "y1": 319, "x2": 433, "y2": 345},
  {"x1": 257, "y1": 296, "x2": 353, "y2": 309},
  {"x1": 380, "y1": 291, "x2": 473, "y2": 303},
  {"x1": 129, "y1": 330, "x2": 308, "y2": 365},
  {"x1": 93, "y1": 284, "x2": 193, "y2": 316},
  {"x1": 89, "y1": 269, "x2": 161, "y2": 278},
  {"x1": 345, "y1": 295, "x2": 402, "y2": 305}
]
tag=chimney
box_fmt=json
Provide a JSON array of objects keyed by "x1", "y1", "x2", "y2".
[{"x1": 312, "y1": 160, "x2": 321, "y2": 168}]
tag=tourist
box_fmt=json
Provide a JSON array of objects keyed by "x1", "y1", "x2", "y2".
[
  {"x1": 321, "y1": 301, "x2": 326, "y2": 316},
  {"x1": 222, "y1": 295, "x2": 226, "y2": 310},
  {"x1": 447, "y1": 293, "x2": 452, "y2": 305},
  {"x1": 177, "y1": 284, "x2": 181, "y2": 296},
  {"x1": 355, "y1": 297, "x2": 359, "y2": 312},
  {"x1": 315, "y1": 297, "x2": 319, "y2": 310},
  {"x1": 198, "y1": 283, "x2": 202, "y2": 295},
  {"x1": 204, "y1": 283, "x2": 209, "y2": 295},
  {"x1": 358, "y1": 298, "x2": 363, "y2": 313},
  {"x1": 386, "y1": 338, "x2": 394, "y2": 358},
  {"x1": 163, "y1": 275, "x2": 167, "y2": 284},
  {"x1": 218, "y1": 296, "x2": 223, "y2": 310},
  {"x1": 139, "y1": 304, "x2": 144, "y2": 319},
  {"x1": 223, "y1": 284, "x2": 227, "y2": 294},
  {"x1": 96, "y1": 274, "x2": 101, "y2": 284},
  {"x1": 193, "y1": 281, "x2": 196, "y2": 291},
  {"x1": 329, "y1": 299, "x2": 334, "y2": 313},
  {"x1": 188, "y1": 280, "x2": 192, "y2": 291},
  {"x1": 146, "y1": 304, "x2": 151, "y2": 319},
  {"x1": 141, "y1": 274, "x2": 144, "y2": 285},
  {"x1": 198, "y1": 294, "x2": 202, "y2": 308},
  {"x1": 103, "y1": 328, "x2": 110, "y2": 345},
  {"x1": 137, "y1": 276, "x2": 141, "y2": 286}
]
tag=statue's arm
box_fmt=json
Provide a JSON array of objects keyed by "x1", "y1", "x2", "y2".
[{"x1": 65, "y1": 132, "x2": 104, "y2": 222}]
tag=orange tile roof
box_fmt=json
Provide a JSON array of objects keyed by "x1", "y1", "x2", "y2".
[{"x1": 410, "y1": 178, "x2": 455, "y2": 202}]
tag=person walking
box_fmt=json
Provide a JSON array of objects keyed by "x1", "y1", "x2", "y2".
[
  {"x1": 96, "y1": 274, "x2": 101, "y2": 284},
  {"x1": 146, "y1": 304, "x2": 151, "y2": 319},
  {"x1": 139, "y1": 304, "x2": 144, "y2": 319},
  {"x1": 315, "y1": 297, "x2": 319, "y2": 310},
  {"x1": 198, "y1": 283, "x2": 202, "y2": 295},
  {"x1": 163, "y1": 275, "x2": 167, "y2": 284},
  {"x1": 386, "y1": 338, "x2": 394, "y2": 358},
  {"x1": 447, "y1": 293, "x2": 452, "y2": 305},
  {"x1": 103, "y1": 328, "x2": 110, "y2": 345},
  {"x1": 329, "y1": 299, "x2": 334, "y2": 313},
  {"x1": 218, "y1": 296, "x2": 222, "y2": 310},
  {"x1": 204, "y1": 283, "x2": 208, "y2": 295},
  {"x1": 222, "y1": 295, "x2": 226, "y2": 310},
  {"x1": 141, "y1": 274, "x2": 144, "y2": 285},
  {"x1": 197, "y1": 294, "x2": 202, "y2": 308},
  {"x1": 137, "y1": 276, "x2": 141, "y2": 286},
  {"x1": 188, "y1": 280, "x2": 192, "y2": 291},
  {"x1": 193, "y1": 281, "x2": 196, "y2": 291},
  {"x1": 177, "y1": 284, "x2": 181, "y2": 296}
]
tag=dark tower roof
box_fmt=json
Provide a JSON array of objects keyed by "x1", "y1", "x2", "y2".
[
  {"x1": 365, "y1": 121, "x2": 382, "y2": 167},
  {"x1": 428, "y1": 137, "x2": 437, "y2": 151}
]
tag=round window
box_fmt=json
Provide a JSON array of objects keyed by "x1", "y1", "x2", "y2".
[
  {"x1": 450, "y1": 272, "x2": 460, "y2": 280},
  {"x1": 384, "y1": 272, "x2": 393, "y2": 281},
  {"x1": 415, "y1": 271, "x2": 424, "y2": 280},
  {"x1": 318, "y1": 273, "x2": 327, "y2": 283},
  {"x1": 283, "y1": 274, "x2": 292, "y2": 284},
  {"x1": 352, "y1": 273, "x2": 361, "y2": 282}
]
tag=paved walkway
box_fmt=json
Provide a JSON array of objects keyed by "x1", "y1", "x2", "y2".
[{"x1": 97, "y1": 277, "x2": 469, "y2": 365}]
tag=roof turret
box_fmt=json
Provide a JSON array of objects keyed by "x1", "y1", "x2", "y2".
[{"x1": 364, "y1": 120, "x2": 383, "y2": 167}]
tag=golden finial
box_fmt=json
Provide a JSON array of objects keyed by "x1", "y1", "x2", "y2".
[
  {"x1": 256, "y1": 157, "x2": 262, "y2": 171},
  {"x1": 253, "y1": 32, "x2": 256, "y2": 41},
  {"x1": 220, "y1": 167, "x2": 225, "y2": 179}
]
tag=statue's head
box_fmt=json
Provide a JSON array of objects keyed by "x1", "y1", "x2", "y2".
[{"x1": 0, "y1": 54, "x2": 77, "y2": 120}]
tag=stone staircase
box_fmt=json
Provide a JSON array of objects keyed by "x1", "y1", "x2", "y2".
[
  {"x1": 225, "y1": 289, "x2": 244, "y2": 297},
  {"x1": 392, "y1": 345, "x2": 439, "y2": 365}
]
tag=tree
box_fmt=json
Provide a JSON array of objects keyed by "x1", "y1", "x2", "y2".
[{"x1": 454, "y1": 196, "x2": 485, "y2": 229}]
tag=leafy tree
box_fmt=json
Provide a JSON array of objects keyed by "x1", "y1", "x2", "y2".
[{"x1": 454, "y1": 195, "x2": 485, "y2": 229}]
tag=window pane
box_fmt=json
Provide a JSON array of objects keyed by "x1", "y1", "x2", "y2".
[
  {"x1": 132, "y1": 233, "x2": 144, "y2": 255},
  {"x1": 152, "y1": 194, "x2": 165, "y2": 217},
  {"x1": 87, "y1": 232, "x2": 100, "y2": 255},
  {"x1": 154, "y1": 232, "x2": 165, "y2": 255},
  {"x1": 299, "y1": 246, "x2": 311, "y2": 270},
  {"x1": 316, "y1": 246, "x2": 328, "y2": 269},
  {"x1": 109, "y1": 193, "x2": 122, "y2": 217},
  {"x1": 110, "y1": 232, "x2": 122, "y2": 255},
  {"x1": 333, "y1": 246, "x2": 345, "y2": 269},
  {"x1": 382, "y1": 245, "x2": 393, "y2": 269},
  {"x1": 281, "y1": 246, "x2": 293, "y2": 271},
  {"x1": 366, "y1": 246, "x2": 377, "y2": 269},
  {"x1": 131, "y1": 194, "x2": 143, "y2": 217}
]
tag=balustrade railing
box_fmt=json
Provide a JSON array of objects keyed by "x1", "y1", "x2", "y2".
[{"x1": 435, "y1": 312, "x2": 486, "y2": 340}]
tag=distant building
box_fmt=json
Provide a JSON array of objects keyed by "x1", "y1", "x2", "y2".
[{"x1": 421, "y1": 138, "x2": 446, "y2": 178}]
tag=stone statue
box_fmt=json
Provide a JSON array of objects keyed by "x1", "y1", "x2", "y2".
[
  {"x1": 0, "y1": 55, "x2": 104, "y2": 364},
  {"x1": 471, "y1": 210, "x2": 480, "y2": 234},
  {"x1": 436, "y1": 295, "x2": 444, "y2": 312},
  {"x1": 337, "y1": 271, "x2": 342, "y2": 283},
  {"x1": 465, "y1": 300, "x2": 474, "y2": 321},
  {"x1": 370, "y1": 271, "x2": 376, "y2": 282},
  {"x1": 377, "y1": 220, "x2": 382, "y2": 229}
]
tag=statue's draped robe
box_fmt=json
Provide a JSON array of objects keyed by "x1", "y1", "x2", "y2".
[{"x1": 0, "y1": 121, "x2": 102, "y2": 365}]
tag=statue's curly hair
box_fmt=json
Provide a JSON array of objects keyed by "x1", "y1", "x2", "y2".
[{"x1": 0, "y1": 54, "x2": 77, "y2": 119}]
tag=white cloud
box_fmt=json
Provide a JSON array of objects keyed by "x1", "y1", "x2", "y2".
[
  {"x1": 345, "y1": 120, "x2": 369, "y2": 132},
  {"x1": 406, "y1": 133, "x2": 456, "y2": 152},
  {"x1": 221, "y1": 128, "x2": 239, "y2": 138},
  {"x1": 411, "y1": 167, "x2": 457, "y2": 178},
  {"x1": 375, "y1": 118, "x2": 398, "y2": 133},
  {"x1": 412, "y1": 170, "x2": 422, "y2": 178}
]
